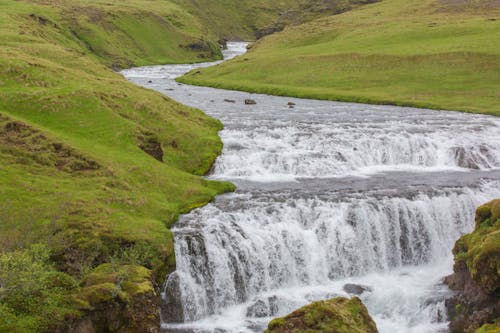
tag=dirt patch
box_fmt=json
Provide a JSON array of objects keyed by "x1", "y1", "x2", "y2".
[
  {"x1": 138, "y1": 131, "x2": 163, "y2": 162},
  {"x1": 0, "y1": 113, "x2": 100, "y2": 172}
]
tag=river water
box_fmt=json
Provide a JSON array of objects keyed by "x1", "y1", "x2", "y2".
[{"x1": 122, "y1": 43, "x2": 500, "y2": 333}]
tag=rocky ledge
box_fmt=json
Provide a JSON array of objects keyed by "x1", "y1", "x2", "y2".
[
  {"x1": 66, "y1": 264, "x2": 161, "y2": 333},
  {"x1": 265, "y1": 296, "x2": 378, "y2": 333},
  {"x1": 445, "y1": 199, "x2": 500, "y2": 333}
]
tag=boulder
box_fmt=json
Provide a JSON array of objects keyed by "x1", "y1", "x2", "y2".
[
  {"x1": 245, "y1": 99, "x2": 257, "y2": 105},
  {"x1": 343, "y1": 283, "x2": 372, "y2": 295},
  {"x1": 444, "y1": 200, "x2": 500, "y2": 332},
  {"x1": 246, "y1": 296, "x2": 279, "y2": 318},
  {"x1": 161, "y1": 273, "x2": 184, "y2": 323},
  {"x1": 224, "y1": 99, "x2": 236, "y2": 103},
  {"x1": 265, "y1": 297, "x2": 378, "y2": 333}
]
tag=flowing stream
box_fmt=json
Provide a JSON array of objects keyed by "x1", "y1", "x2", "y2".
[{"x1": 122, "y1": 43, "x2": 500, "y2": 333}]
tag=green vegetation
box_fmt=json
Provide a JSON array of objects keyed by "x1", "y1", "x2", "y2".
[
  {"x1": 181, "y1": 0, "x2": 500, "y2": 116},
  {"x1": 476, "y1": 323, "x2": 500, "y2": 333},
  {"x1": 0, "y1": 0, "x2": 302, "y2": 330},
  {"x1": 265, "y1": 297, "x2": 378, "y2": 333},
  {"x1": 454, "y1": 199, "x2": 500, "y2": 294},
  {"x1": 446, "y1": 199, "x2": 500, "y2": 333},
  {"x1": 1, "y1": 0, "x2": 342, "y2": 330}
]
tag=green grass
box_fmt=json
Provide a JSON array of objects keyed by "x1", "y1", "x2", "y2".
[
  {"x1": 0, "y1": 0, "x2": 239, "y2": 331},
  {"x1": 180, "y1": 0, "x2": 500, "y2": 115},
  {"x1": 0, "y1": 0, "x2": 339, "y2": 330}
]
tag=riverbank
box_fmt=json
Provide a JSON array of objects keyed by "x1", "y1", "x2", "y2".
[
  {"x1": 179, "y1": 0, "x2": 500, "y2": 116},
  {"x1": 0, "y1": 1, "x2": 360, "y2": 330},
  {"x1": 0, "y1": 1, "x2": 237, "y2": 331}
]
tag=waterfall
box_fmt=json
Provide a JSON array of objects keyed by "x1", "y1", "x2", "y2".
[
  {"x1": 163, "y1": 183, "x2": 500, "y2": 324},
  {"x1": 122, "y1": 42, "x2": 500, "y2": 333}
]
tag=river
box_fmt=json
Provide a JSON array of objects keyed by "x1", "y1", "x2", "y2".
[{"x1": 122, "y1": 42, "x2": 500, "y2": 333}]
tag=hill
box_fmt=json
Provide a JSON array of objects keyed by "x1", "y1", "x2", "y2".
[
  {"x1": 0, "y1": 0, "x2": 316, "y2": 331},
  {"x1": 180, "y1": 0, "x2": 500, "y2": 115}
]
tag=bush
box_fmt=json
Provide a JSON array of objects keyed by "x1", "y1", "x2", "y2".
[{"x1": 0, "y1": 244, "x2": 79, "y2": 332}]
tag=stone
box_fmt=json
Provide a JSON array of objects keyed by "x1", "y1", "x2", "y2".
[
  {"x1": 161, "y1": 273, "x2": 184, "y2": 323},
  {"x1": 245, "y1": 99, "x2": 257, "y2": 105},
  {"x1": 444, "y1": 200, "x2": 500, "y2": 333},
  {"x1": 265, "y1": 297, "x2": 378, "y2": 333},
  {"x1": 343, "y1": 283, "x2": 372, "y2": 295}
]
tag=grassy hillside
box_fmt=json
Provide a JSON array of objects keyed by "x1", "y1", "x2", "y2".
[
  {"x1": 1, "y1": 0, "x2": 343, "y2": 331},
  {"x1": 180, "y1": 0, "x2": 500, "y2": 115},
  {"x1": 170, "y1": 0, "x2": 373, "y2": 40},
  {"x1": 0, "y1": 0, "x2": 241, "y2": 331}
]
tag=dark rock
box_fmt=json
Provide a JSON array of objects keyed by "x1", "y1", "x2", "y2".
[
  {"x1": 148, "y1": 80, "x2": 153, "y2": 83},
  {"x1": 255, "y1": 23, "x2": 285, "y2": 39},
  {"x1": 444, "y1": 200, "x2": 500, "y2": 333},
  {"x1": 246, "y1": 296, "x2": 279, "y2": 318},
  {"x1": 218, "y1": 38, "x2": 228, "y2": 49},
  {"x1": 246, "y1": 300, "x2": 268, "y2": 318},
  {"x1": 245, "y1": 99, "x2": 257, "y2": 105},
  {"x1": 180, "y1": 39, "x2": 220, "y2": 59},
  {"x1": 162, "y1": 273, "x2": 184, "y2": 323},
  {"x1": 452, "y1": 146, "x2": 481, "y2": 169},
  {"x1": 287, "y1": 102, "x2": 296, "y2": 106},
  {"x1": 343, "y1": 283, "x2": 373, "y2": 295},
  {"x1": 224, "y1": 99, "x2": 236, "y2": 103}
]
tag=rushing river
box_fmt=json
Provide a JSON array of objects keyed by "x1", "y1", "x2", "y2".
[{"x1": 122, "y1": 43, "x2": 500, "y2": 333}]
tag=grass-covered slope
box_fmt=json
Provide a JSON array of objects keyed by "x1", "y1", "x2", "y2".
[
  {"x1": 180, "y1": 0, "x2": 500, "y2": 115},
  {"x1": 0, "y1": 1, "x2": 239, "y2": 332}
]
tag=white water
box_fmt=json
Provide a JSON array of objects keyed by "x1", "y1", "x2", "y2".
[{"x1": 122, "y1": 43, "x2": 500, "y2": 333}]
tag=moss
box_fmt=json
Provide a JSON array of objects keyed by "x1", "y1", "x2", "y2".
[
  {"x1": 79, "y1": 263, "x2": 154, "y2": 306},
  {"x1": 453, "y1": 200, "x2": 500, "y2": 294},
  {"x1": 476, "y1": 323, "x2": 500, "y2": 333},
  {"x1": 265, "y1": 297, "x2": 378, "y2": 333}
]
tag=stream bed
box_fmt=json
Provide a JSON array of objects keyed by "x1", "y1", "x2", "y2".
[{"x1": 122, "y1": 42, "x2": 500, "y2": 333}]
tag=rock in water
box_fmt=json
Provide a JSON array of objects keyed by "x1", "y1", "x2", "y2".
[
  {"x1": 287, "y1": 102, "x2": 296, "y2": 106},
  {"x1": 246, "y1": 296, "x2": 279, "y2": 318},
  {"x1": 224, "y1": 99, "x2": 236, "y2": 103},
  {"x1": 245, "y1": 99, "x2": 257, "y2": 105},
  {"x1": 161, "y1": 273, "x2": 184, "y2": 323},
  {"x1": 343, "y1": 283, "x2": 372, "y2": 295},
  {"x1": 265, "y1": 297, "x2": 378, "y2": 333},
  {"x1": 444, "y1": 199, "x2": 500, "y2": 333}
]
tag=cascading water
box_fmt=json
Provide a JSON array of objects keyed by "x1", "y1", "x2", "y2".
[{"x1": 122, "y1": 43, "x2": 500, "y2": 333}]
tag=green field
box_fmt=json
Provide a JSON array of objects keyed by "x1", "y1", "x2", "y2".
[{"x1": 181, "y1": 0, "x2": 500, "y2": 115}]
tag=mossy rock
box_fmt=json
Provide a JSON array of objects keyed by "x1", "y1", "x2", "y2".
[
  {"x1": 78, "y1": 263, "x2": 154, "y2": 307},
  {"x1": 72, "y1": 264, "x2": 159, "y2": 332},
  {"x1": 265, "y1": 297, "x2": 378, "y2": 333},
  {"x1": 454, "y1": 199, "x2": 500, "y2": 294}
]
